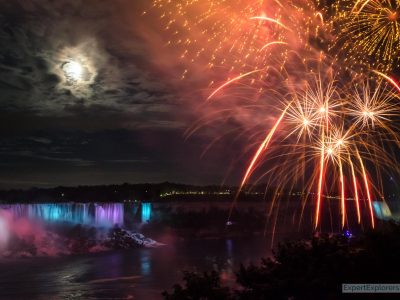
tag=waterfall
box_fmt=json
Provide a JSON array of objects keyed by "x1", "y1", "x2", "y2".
[
  {"x1": 141, "y1": 203, "x2": 151, "y2": 223},
  {"x1": 0, "y1": 203, "x2": 124, "y2": 227},
  {"x1": 95, "y1": 203, "x2": 124, "y2": 226}
]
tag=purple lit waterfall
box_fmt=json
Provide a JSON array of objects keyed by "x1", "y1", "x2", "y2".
[{"x1": 95, "y1": 203, "x2": 124, "y2": 226}]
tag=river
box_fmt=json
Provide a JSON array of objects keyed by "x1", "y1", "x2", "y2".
[
  {"x1": 0, "y1": 236, "x2": 273, "y2": 299},
  {"x1": 0, "y1": 202, "x2": 280, "y2": 299}
]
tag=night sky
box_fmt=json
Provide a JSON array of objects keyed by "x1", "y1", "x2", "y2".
[
  {"x1": 0, "y1": 0, "x2": 248, "y2": 188},
  {"x1": 2, "y1": 0, "x2": 399, "y2": 192}
]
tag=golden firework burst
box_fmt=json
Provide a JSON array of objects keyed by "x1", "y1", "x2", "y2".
[{"x1": 333, "y1": 0, "x2": 400, "y2": 72}]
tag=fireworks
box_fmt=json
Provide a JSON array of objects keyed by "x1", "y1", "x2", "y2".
[
  {"x1": 348, "y1": 80, "x2": 398, "y2": 129},
  {"x1": 148, "y1": 0, "x2": 400, "y2": 230},
  {"x1": 148, "y1": 0, "x2": 332, "y2": 84},
  {"x1": 232, "y1": 72, "x2": 399, "y2": 229},
  {"x1": 333, "y1": 0, "x2": 400, "y2": 72}
]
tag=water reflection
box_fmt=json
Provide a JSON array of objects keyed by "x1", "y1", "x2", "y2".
[
  {"x1": 226, "y1": 239, "x2": 233, "y2": 257},
  {"x1": 140, "y1": 250, "x2": 151, "y2": 276},
  {"x1": 0, "y1": 237, "x2": 272, "y2": 300}
]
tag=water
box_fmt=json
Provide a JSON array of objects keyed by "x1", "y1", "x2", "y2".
[
  {"x1": 0, "y1": 202, "x2": 290, "y2": 299},
  {"x1": 0, "y1": 237, "x2": 272, "y2": 299},
  {"x1": 0, "y1": 238, "x2": 270, "y2": 300}
]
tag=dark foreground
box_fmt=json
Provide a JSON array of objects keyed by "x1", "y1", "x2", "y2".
[{"x1": 164, "y1": 222, "x2": 400, "y2": 300}]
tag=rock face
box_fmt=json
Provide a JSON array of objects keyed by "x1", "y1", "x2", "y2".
[
  {"x1": 104, "y1": 227, "x2": 163, "y2": 249},
  {"x1": 1, "y1": 226, "x2": 163, "y2": 258}
]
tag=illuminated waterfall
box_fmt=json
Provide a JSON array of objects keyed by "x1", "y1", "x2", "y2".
[
  {"x1": 141, "y1": 203, "x2": 151, "y2": 223},
  {"x1": 0, "y1": 203, "x2": 124, "y2": 227},
  {"x1": 95, "y1": 203, "x2": 124, "y2": 226}
]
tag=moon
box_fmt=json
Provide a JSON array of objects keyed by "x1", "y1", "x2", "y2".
[
  {"x1": 63, "y1": 61, "x2": 83, "y2": 81},
  {"x1": 62, "y1": 60, "x2": 84, "y2": 81},
  {"x1": 56, "y1": 43, "x2": 99, "y2": 97}
]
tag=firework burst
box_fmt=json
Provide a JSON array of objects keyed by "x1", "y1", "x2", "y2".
[
  {"x1": 235, "y1": 73, "x2": 400, "y2": 229},
  {"x1": 147, "y1": 0, "x2": 333, "y2": 84},
  {"x1": 333, "y1": 0, "x2": 400, "y2": 72}
]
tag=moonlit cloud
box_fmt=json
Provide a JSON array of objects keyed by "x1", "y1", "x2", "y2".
[
  {"x1": 0, "y1": 0, "x2": 179, "y2": 118},
  {"x1": 55, "y1": 41, "x2": 98, "y2": 98}
]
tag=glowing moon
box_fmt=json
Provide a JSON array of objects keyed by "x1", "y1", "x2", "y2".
[
  {"x1": 56, "y1": 43, "x2": 99, "y2": 97},
  {"x1": 63, "y1": 60, "x2": 83, "y2": 81}
]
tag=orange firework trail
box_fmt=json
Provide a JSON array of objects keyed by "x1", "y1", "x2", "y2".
[
  {"x1": 249, "y1": 16, "x2": 291, "y2": 31},
  {"x1": 260, "y1": 41, "x2": 288, "y2": 51},
  {"x1": 240, "y1": 103, "x2": 291, "y2": 190},
  {"x1": 357, "y1": 149, "x2": 375, "y2": 228},
  {"x1": 207, "y1": 70, "x2": 263, "y2": 100},
  {"x1": 315, "y1": 134, "x2": 325, "y2": 229},
  {"x1": 351, "y1": 0, "x2": 372, "y2": 14},
  {"x1": 373, "y1": 71, "x2": 400, "y2": 94},
  {"x1": 349, "y1": 156, "x2": 361, "y2": 223},
  {"x1": 338, "y1": 156, "x2": 346, "y2": 228}
]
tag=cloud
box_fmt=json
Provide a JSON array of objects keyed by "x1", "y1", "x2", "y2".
[{"x1": 0, "y1": 128, "x2": 246, "y2": 188}]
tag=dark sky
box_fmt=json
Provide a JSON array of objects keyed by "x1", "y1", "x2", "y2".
[
  {"x1": 3, "y1": 1, "x2": 398, "y2": 191},
  {"x1": 0, "y1": 0, "x2": 250, "y2": 188}
]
